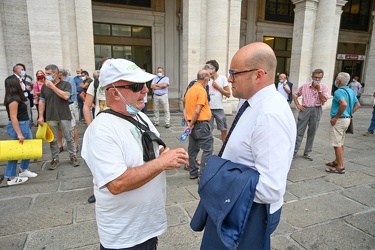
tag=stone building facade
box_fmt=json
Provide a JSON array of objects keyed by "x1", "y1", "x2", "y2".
[{"x1": 1, "y1": 0, "x2": 375, "y2": 124}]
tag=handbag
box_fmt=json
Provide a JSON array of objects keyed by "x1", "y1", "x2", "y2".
[{"x1": 342, "y1": 88, "x2": 354, "y2": 134}]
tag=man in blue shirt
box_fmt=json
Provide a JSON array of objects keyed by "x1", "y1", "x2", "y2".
[
  {"x1": 326, "y1": 72, "x2": 360, "y2": 174},
  {"x1": 59, "y1": 69, "x2": 79, "y2": 152},
  {"x1": 74, "y1": 67, "x2": 84, "y2": 120}
]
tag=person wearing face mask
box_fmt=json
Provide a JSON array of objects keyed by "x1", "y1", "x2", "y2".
[
  {"x1": 12, "y1": 64, "x2": 35, "y2": 126},
  {"x1": 277, "y1": 73, "x2": 293, "y2": 104},
  {"x1": 293, "y1": 68, "x2": 329, "y2": 161},
  {"x1": 37, "y1": 64, "x2": 79, "y2": 170},
  {"x1": 151, "y1": 67, "x2": 170, "y2": 128},
  {"x1": 81, "y1": 58, "x2": 188, "y2": 249},
  {"x1": 33, "y1": 70, "x2": 46, "y2": 121},
  {"x1": 184, "y1": 69, "x2": 213, "y2": 180}
]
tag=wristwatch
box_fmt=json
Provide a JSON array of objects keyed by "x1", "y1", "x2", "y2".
[{"x1": 318, "y1": 90, "x2": 322, "y2": 93}]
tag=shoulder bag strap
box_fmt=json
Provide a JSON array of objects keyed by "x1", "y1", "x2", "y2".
[{"x1": 99, "y1": 109, "x2": 149, "y2": 132}]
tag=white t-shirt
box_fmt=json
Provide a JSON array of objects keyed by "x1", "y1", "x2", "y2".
[
  {"x1": 208, "y1": 74, "x2": 229, "y2": 109},
  {"x1": 87, "y1": 82, "x2": 107, "y2": 117},
  {"x1": 81, "y1": 112, "x2": 167, "y2": 248},
  {"x1": 277, "y1": 81, "x2": 290, "y2": 100}
]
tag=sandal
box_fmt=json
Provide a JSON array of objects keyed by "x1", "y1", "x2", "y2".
[
  {"x1": 325, "y1": 161, "x2": 337, "y2": 167},
  {"x1": 325, "y1": 167, "x2": 345, "y2": 174}
]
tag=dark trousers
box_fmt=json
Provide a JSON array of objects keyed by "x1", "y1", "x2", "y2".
[{"x1": 100, "y1": 237, "x2": 158, "y2": 250}]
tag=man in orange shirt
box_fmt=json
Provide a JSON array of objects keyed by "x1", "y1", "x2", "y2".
[{"x1": 184, "y1": 69, "x2": 213, "y2": 180}]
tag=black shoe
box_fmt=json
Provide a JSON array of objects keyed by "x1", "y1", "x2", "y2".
[
  {"x1": 189, "y1": 174, "x2": 199, "y2": 179},
  {"x1": 303, "y1": 154, "x2": 313, "y2": 161},
  {"x1": 165, "y1": 124, "x2": 170, "y2": 128},
  {"x1": 59, "y1": 147, "x2": 64, "y2": 153},
  {"x1": 88, "y1": 194, "x2": 96, "y2": 203}
]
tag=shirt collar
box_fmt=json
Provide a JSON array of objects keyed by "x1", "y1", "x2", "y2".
[{"x1": 248, "y1": 85, "x2": 276, "y2": 108}]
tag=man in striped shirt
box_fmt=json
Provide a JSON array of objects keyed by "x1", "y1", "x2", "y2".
[{"x1": 293, "y1": 69, "x2": 329, "y2": 161}]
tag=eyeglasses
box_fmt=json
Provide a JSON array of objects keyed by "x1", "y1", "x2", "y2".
[
  {"x1": 107, "y1": 83, "x2": 146, "y2": 92},
  {"x1": 228, "y1": 69, "x2": 259, "y2": 80}
]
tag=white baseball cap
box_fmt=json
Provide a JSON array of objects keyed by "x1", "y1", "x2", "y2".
[{"x1": 99, "y1": 58, "x2": 155, "y2": 87}]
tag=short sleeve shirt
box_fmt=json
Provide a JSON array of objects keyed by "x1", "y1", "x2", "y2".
[
  {"x1": 185, "y1": 83, "x2": 212, "y2": 121},
  {"x1": 40, "y1": 81, "x2": 72, "y2": 121},
  {"x1": 208, "y1": 74, "x2": 229, "y2": 109}
]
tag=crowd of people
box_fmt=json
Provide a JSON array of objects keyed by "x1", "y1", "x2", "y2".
[{"x1": 2, "y1": 41, "x2": 374, "y2": 249}]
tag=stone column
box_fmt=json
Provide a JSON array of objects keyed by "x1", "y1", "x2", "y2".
[
  {"x1": 289, "y1": 0, "x2": 319, "y2": 87},
  {"x1": 0, "y1": 4, "x2": 8, "y2": 103},
  {"x1": 182, "y1": 0, "x2": 202, "y2": 96},
  {"x1": 311, "y1": 0, "x2": 345, "y2": 94},
  {"x1": 361, "y1": 11, "x2": 375, "y2": 105}
]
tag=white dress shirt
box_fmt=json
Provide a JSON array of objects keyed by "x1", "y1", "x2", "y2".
[{"x1": 221, "y1": 85, "x2": 296, "y2": 213}]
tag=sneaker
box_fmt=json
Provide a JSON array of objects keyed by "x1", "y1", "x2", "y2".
[
  {"x1": 19, "y1": 170, "x2": 38, "y2": 178},
  {"x1": 303, "y1": 154, "x2": 313, "y2": 161},
  {"x1": 7, "y1": 177, "x2": 28, "y2": 186},
  {"x1": 70, "y1": 156, "x2": 79, "y2": 167},
  {"x1": 49, "y1": 159, "x2": 60, "y2": 170},
  {"x1": 59, "y1": 147, "x2": 64, "y2": 153},
  {"x1": 363, "y1": 131, "x2": 374, "y2": 136},
  {"x1": 88, "y1": 194, "x2": 96, "y2": 203},
  {"x1": 153, "y1": 122, "x2": 159, "y2": 126},
  {"x1": 165, "y1": 124, "x2": 170, "y2": 128}
]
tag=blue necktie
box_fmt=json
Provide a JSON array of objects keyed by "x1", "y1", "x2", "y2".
[{"x1": 218, "y1": 100, "x2": 250, "y2": 157}]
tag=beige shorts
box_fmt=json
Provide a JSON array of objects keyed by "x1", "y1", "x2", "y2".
[{"x1": 329, "y1": 118, "x2": 351, "y2": 147}]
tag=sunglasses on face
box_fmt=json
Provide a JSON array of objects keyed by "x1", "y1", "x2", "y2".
[{"x1": 107, "y1": 82, "x2": 146, "y2": 92}]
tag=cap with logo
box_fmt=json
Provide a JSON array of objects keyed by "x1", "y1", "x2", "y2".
[{"x1": 99, "y1": 58, "x2": 155, "y2": 87}]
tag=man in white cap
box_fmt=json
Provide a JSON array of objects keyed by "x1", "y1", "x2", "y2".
[{"x1": 81, "y1": 58, "x2": 188, "y2": 250}]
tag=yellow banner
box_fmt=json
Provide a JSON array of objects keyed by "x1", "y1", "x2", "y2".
[{"x1": 0, "y1": 139, "x2": 43, "y2": 161}]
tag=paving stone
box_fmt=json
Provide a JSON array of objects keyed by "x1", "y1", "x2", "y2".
[
  {"x1": 0, "y1": 233, "x2": 28, "y2": 250},
  {"x1": 57, "y1": 162, "x2": 92, "y2": 179},
  {"x1": 166, "y1": 186, "x2": 196, "y2": 206},
  {"x1": 271, "y1": 236, "x2": 302, "y2": 250},
  {"x1": 166, "y1": 205, "x2": 190, "y2": 227},
  {"x1": 182, "y1": 200, "x2": 200, "y2": 219},
  {"x1": 272, "y1": 218, "x2": 296, "y2": 236},
  {"x1": 25, "y1": 221, "x2": 98, "y2": 249},
  {"x1": 185, "y1": 184, "x2": 199, "y2": 200},
  {"x1": 287, "y1": 178, "x2": 342, "y2": 198},
  {"x1": 0, "y1": 197, "x2": 32, "y2": 217},
  {"x1": 0, "y1": 207, "x2": 72, "y2": 237},
  {"x1": 290, "y1": 220, "x2": 375, "y2": 250},
  {"x1": 342, "y1": 185, "x2": 375, "y2": 207},
  {"x1": 283, "y1": 190, "x2": 298, "y2": 202},
  {"x1": 74, "y1": 244, "x2": 100, "y2": 250},
  {"x1": 166, "y1": 174, "x2": 198, "y2": 188},
  {"x1": 33, "y1": 188, "x2": 93, "y2": 210},
  {"x1": 287, "y1": 167, "x2": 326, "y2": 183},
  {"x1": 158, "y1": 224, "x2": 203, "y2": 250},
  {"x1": 282, "y1": 193, "x2": 368, "y2": 228},
  {"x1": 345, "y1": 210, "x2": 375, "y2": 237},
  {"x1": 0, "y1": 179, "x2": 59, "y2": 201},
  {"x1": 60, "y1": 176, "x2": 94, "y2": 191},
  {"x1": 76, "y1": 203, "x2": 96, "y2": 223},
  {"x1": 325, "y1": 171, "x2": 375, "y2": 188}
]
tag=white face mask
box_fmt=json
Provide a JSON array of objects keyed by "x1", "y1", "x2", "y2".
[
  {"x1": 81, "y1": 76, "x2": 86, "y2": 81},
  {"x1": 157, "y1": 73, "x2": 163, "y2": 77},
  {"x1": 113, "y1": 86, "x2": 140, "y2": 115}
]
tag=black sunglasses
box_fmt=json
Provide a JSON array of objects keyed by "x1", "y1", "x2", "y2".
[{"x1": 107, "y1": 83, "x2": 146, "y2": 92}]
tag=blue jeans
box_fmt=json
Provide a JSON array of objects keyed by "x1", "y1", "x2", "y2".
[
  {"x1": 368, "y1": 107, "x2": 375, "y2": 132},
  {"x1": 5, "y1": 120, "x2": 33, "y2": 178}
]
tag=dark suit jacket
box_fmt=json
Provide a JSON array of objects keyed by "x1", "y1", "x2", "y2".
[{"x1": 191, "y1": 155, "x2": 270, "y2": 250}]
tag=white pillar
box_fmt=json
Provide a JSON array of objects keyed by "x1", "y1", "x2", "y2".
[
  {"x1": 361, "y1": 11, "x2": 375, "y2": 105},
  {"x1": 290, "y1": 0, "x2": 319, "y2": 87},
  {"x1": 182, "y1": 0, "x2": 202, "y2": 95},
  {"x1": 311, "y1": 0, "x2": 345, "y2": 93}
]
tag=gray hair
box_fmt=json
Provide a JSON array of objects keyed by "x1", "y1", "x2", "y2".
[
  {"x1": 201, "y1": 64, "x2": 214, "y2": 70},
  {"x1": 312, "y1": 68, "x2": 324, "y2": 76},
  {"x1": 60, "y1": 68, "x2": 69, "y2": 76},
  {"x1": 197, "y1": 71, "x2": 210, "y2": 80},
  {"x1": 45, "y1": 64, "x2": 59, "y2": 73},
  {"x1": 337, "y1": 72, "x2": 350, "y2": 85},
  {"x1": 93, "y1": 70, "x2": 100, "y2": 80}
]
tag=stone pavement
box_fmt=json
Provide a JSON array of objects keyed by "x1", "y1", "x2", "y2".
[{"x1": 0, "y1": 105, "x2": 374, "y2": 250}]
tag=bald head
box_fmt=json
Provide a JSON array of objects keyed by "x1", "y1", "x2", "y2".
[{"x1": 229, "y1": 42, "x2": 277, "y2": 99}]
